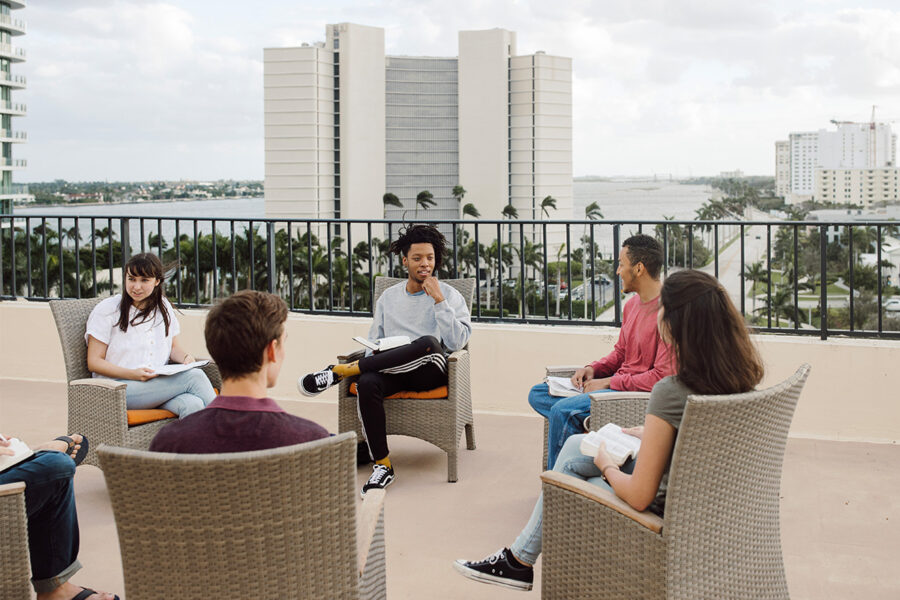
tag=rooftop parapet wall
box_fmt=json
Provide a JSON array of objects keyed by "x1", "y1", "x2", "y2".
[{"x1": 2, "y1": 300, "x2": 898, "y2": 443}]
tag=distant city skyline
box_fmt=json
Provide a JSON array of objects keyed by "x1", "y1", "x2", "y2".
[{"x1": 17, "y1": 0, "x2": 900, "y2": 182}]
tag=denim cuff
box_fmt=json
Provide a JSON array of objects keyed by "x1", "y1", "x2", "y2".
[{"x1": 32, "y1": 558, "x2": 82, "y2": 593}]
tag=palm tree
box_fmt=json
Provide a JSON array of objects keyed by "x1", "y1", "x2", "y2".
[
  {"x1": 582, "y1": 202, "x2": 603, "y2": 318},
  {"x1": 383, "y1": 192, "x2": 402, "y2": 211},
  {"x1": 452, "y1": 185, "x2": 466, "y2": 204},
  {"x1": 540, "y1": 195, "x2": 557, "y2": 219},
  {"x1": 462, "y1": 203, "x2": 480, "y2": 219},
  {"x1": 555, "y1": 242, "x2": 566, "y2": 318},
  {"x1": 501, "y1": 204, "x2": 519, "y2": 220},
  {"x1": 743, "y1": 260, "x2": 765, "y2": 315},
  {"x1": 415, "y1": 190, "x2": 435, "y2": 218}
]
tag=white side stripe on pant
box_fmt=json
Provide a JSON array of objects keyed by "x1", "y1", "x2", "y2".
[{"x1": 379, "y1": 352, "x2": 447, "y2": 375}]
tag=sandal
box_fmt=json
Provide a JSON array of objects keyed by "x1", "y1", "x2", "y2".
[
  {"x1": 71, "y1": 587, "x2": 120, "y2": 600},
  {"x1": 54, "y1": 435, "x2": 89, "y2": 467}
]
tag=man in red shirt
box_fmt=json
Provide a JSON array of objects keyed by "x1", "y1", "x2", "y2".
[
  {"x1": 530, "y1": 234, "x2": 672, "y2": 468},
  {"x1": 151, "y1": 291, "x2": 328, "y2": 453}
]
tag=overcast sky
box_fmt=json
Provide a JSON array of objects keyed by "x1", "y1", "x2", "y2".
[{"x1": 16, "y1": 0, "x2": 900, "y2": 182}]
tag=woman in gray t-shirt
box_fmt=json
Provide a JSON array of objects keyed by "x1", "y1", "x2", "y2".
[{"x1": 454, "y1": 269, "x2": 765, "y2": 592}]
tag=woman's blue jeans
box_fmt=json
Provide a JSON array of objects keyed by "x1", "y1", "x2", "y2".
[
  {"x1": 118, "y1": 367, "x2": 216, "y2": 417},
  {"x1": 529, "y1": 382, "x2": 615, "y2": 469},
  {"x1": 0, "y1": 451, "x2": 82, "y2": 593},
  {"x1": 509, "y1": 433, "x2": 634, "y2": 566}
]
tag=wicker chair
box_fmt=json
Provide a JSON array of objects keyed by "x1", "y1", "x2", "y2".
[
  {"x1": 540, "y1": 364, "x2": 811, "y2": 600},
  {"x1": 49, "y1": 297, "x2": 223, "y2": 468},
  {"x1": 0, "y1": 482, "x2": 30, "y2": 600},
  {"x1": 540, "y1": 365, "x2": 650, "y2": 469},
  {"x1": 337, "y1": 276, "x2": 476, "y2": 482},
  {"x1": 98, "y1": 432, "x2": 386, "y2": 600}
]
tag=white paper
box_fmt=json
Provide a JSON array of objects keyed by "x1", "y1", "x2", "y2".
[
  {"x1": 579, "y1": 423, "x2": 642, "y2": 466},
  {"x1": 151, "y1": 360, "x2": 209, "y2": 376},
  {"x1": 546, "y1": 375, "x2": 583, "y2": 397},
  {"x1": 0, "y1": 437, "x2": 34, "y2": 473}
]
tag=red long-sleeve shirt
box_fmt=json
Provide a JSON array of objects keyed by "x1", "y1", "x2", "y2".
[{"x1": 590, "y1": 294, "x2": 673, "y2": 391}]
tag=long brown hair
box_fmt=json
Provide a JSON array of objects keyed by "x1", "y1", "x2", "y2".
[
  {"x1": 659, "y1": 270, "x2": 763, "y2": 395},
  {"x1": 117, "y1": 253, "x2": 172, "y2": 336}
]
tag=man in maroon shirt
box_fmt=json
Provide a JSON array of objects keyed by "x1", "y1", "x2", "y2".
[
  {"x1": 151, "y1": 291, "x2": 328, "y2": 453},
  {"x1": 529, "y1": 234, "x2": 672, "y2": 468}
]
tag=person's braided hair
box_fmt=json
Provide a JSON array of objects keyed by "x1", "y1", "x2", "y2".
[{"x1": 389, "y1": 224, "x2": 447, "y2": 271}]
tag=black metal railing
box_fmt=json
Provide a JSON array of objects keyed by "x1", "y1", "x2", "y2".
[{"x1": 1, "y1": 214, "x2": 898, "y2": 339}]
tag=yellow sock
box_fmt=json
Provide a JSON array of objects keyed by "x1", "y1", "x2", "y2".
[
  {"x1": 376, "y1": 456, "x2": 392, "y2": 469},
  {"x1": 332, "y1": 362, "x2": 360, "y2": 377}
]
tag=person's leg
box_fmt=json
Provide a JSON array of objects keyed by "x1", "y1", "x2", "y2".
[
  {"x1": 527, "y1": 382, "x2": 558, "y2": 418},
  {"x1": 121, "y1": 368, "x2": 216, "y2": 416},
  {"x1": 357, "y1": 335, "x2": 446, "y2": 375},
  {"x1": 545, "y1": 392, "x2": 592, "y2": 469},
  {"x1": 0, "y1": 451, "x2": 82, "y2": 593}
]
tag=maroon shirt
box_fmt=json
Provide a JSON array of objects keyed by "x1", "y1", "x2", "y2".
[{"x1": 150, "y1": 395, "x2": 330, "y2": 454}]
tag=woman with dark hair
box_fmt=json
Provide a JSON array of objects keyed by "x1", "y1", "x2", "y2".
[
  {"x1": 85, "y1": 253, "x2": 215, "y2": 417},
  {"x1": 454, "y1": 269, "x2": 764, "y2": 592}
]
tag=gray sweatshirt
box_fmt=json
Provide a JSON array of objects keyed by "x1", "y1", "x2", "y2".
[{"x1": 367, "y1": 281, "x2": 471, "y2": 352}]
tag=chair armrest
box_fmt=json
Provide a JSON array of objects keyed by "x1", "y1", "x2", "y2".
[
  {"x1": 447, "y1": 349, "x2": 468, "y2": 362},
  {"x1": 540, "y1": 470, "x2": 663, "y2": 534},
  {"x1": 70, "y1": 377, "x2": 127, "y2": 390},
  {"x1": 0, "y1": 482, "x2": 26, "y2": 497},
  {"x1": 545, "y1": 364, "x2": 580, "y2": 378},
  {"x1": 356, "y1": 488, "x2": 386, "y2": 575},
  {"x1": 197, "y1": 360, "x2": 223, "y2": 391},
  {"x1": 338, "y1": 348, "x2": 366, "y2": 362}
]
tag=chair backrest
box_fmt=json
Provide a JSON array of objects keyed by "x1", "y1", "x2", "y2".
[
  {"x1": 98, "y1": 432, "x2": 361, "y2": 600},
  {"x1": 663, "y1": 364, "x2": 811, "y2": 599},
  {"x1": 49, "y1": 297, "x2": 105, "y2": 382},
  {"x1": 0, "y1": 482, "x2": 31, "y2": 600},
  {"x1": 374, "y1": 276, "x2": 475, "y2": 312}
]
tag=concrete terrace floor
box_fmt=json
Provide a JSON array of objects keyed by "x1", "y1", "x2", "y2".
[{"x1": 2, "y1": 378, "x2": 899, "y2": 600}]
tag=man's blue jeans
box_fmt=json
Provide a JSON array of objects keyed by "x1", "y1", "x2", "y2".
[
  {"x1": 0, "y1": 451, "x2": 82, "y2": 593},
  {"x1": 529, "y1": 382, "x2": 616, "y2": 470}
]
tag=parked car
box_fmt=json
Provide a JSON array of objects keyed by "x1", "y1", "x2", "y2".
[{"x1": 884, "y1": 298, "x2": 900, "y2": 313}]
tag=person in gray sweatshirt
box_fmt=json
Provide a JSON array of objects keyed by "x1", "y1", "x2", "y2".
[{"x1": 298, "y1": 224, "x2": 471, "y2": 496}]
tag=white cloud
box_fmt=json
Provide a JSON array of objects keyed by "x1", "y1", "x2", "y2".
[{"x1": 14, "y1": 0, "x2": 900, "y2": 180}]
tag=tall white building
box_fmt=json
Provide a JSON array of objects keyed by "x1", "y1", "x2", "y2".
[
  {"x1": 264, "y1": 24, "x2": 573, "y2": 240},
  {"x1": 0, "y1": 0, "x2": 26, "y2": 215},
  {"x1": 774, "y1": 140, "x2": 790, "y2": 198},
  {"x1": 777, "y1": 122, "x2": 897, "y2": 206}
]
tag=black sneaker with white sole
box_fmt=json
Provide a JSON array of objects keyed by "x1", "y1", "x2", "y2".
[
  {"x1": 298, "y1": 366, "x2": 341, "y2": 397},
  {"x1": 453, "y1": 547, "x2": 534, "y2": 591},
  {"x1": 361, "y1": 464, "x2": 394, "y2": 497}
]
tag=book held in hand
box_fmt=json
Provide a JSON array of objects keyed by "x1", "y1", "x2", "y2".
[
  {"x1": 545, "y1": 375, "x2": 583, "y2": 397},
  {"x1": 152, "y1": 360, "x2": 210, "y2": 377},
  {"x1": 0, "y1": 437, "x2": 34, "y2": 473},
  {"x1": 353, "y1": 336, "x2": 411, "y2": 352},
  {"x1": 579, "y1": 423, "x2": 641, "y2": 466}
]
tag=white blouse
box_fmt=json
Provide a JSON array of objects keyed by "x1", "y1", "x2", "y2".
[{"x1": 85, "y1": 294, "x2": 180, "y2": 378}]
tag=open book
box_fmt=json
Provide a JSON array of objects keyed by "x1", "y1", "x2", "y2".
[
  {"x1": 546, "y1": 375, "x2": 584, "y2": 398},
  {"x1": 152, "y1": 360, "x2": 209, "y2": 377},
  {"x1": 0, "y1": 437, "x2": 34, "y2": 473},
  {"x1": 579, "y1": 423, "x2": 641, "y2": 466},
  {"x1": 353, "y1": 336, "x2": 411, "y2": 352}
]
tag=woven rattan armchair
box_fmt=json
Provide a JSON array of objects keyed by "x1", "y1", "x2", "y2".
[
  {"x1": 0, "y1": 482, "x2": 30, "y2": 600},
  {"x1": 49, "y1": 297, "x2": 223, "y2": 467},
  {"x1": 337, "y1": 276, "x2": 476, "y2": 482},
  {"x1": 98, "y1": 432, "x2": 386, "y2": 600},
  {"x1": 540, "y1": 365, "x2": 650, "y2": 469},
  {"x1": 540, "y1": 364, "x2": 811, "y2": 600}
]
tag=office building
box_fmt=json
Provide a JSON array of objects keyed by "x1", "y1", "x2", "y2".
[
  {"x1": 264, "y1": 24, "x2": 573, "y2": 241},
  {"x1": 0, "y1": 0, "x2": 26, "y2": 215},
  {"x1": 776, "y1": 122, "x2": 897, "y2": 206}
]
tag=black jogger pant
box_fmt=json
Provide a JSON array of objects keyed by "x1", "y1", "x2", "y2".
[{"x1": 356, "y1": 335, "x2": 448, "y2": 461}]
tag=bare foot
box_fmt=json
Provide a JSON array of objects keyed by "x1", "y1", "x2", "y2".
[
  {"x1": 34, "y1": 434, "x2": 84, "y2": 461},
  {"x1": 37, "y1": 580, "x2": 117, "y2": 600}
]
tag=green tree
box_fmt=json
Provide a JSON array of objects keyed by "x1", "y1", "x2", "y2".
[
  {"x1": 462, "y1": 203, "x2": 481, "y2": 219},
  {"x1": 383, "y1": 192, "x2": 402, "y2": 211},
  {"x1": 415, "y1": 190, "x2": 435, "y2": 218}
]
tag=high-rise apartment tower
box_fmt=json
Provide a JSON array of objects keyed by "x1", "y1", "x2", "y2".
[
  {"x1": 264, "y1": 24, "x2": 573, "y2": 236},
  {"x1": 0, "y1": 0, "x2": 26, "y2": 215}
]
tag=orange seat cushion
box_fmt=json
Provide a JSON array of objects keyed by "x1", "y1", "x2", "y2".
[
  {"x1": 348, "y1": 382, "x2": 448, "y2": 400},
  {"x1": 127, "y1": 409, "x2": 177, "y2": 426}
]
